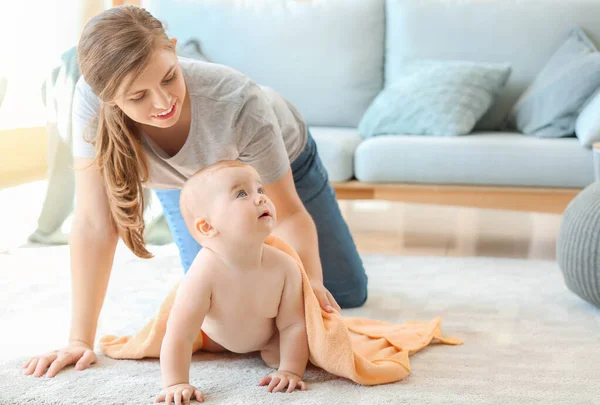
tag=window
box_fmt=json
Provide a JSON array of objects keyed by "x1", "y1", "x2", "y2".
[{"x1": 0, "y1": 0, "x2": 108, "y2": 130}]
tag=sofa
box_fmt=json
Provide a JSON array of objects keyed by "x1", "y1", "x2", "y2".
[
  {"x1": 32, "y1": 0, "x2": 600, "y2": 244},
  {"x1": 144, "y1": 0, "x2": 600, "y2": 214}
]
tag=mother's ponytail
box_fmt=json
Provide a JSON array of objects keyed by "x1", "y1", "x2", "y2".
[{"x1": 96, "y1": 103, "x2": 151, "y2": 258}]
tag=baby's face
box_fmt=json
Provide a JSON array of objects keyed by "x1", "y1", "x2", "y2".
[{"x1": 207, "y1": 166, "x2": 276, "y2": 238}]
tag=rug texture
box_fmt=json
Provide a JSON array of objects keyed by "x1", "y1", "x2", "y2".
[{"x1": 1, "y1": 243, "x2": 598, "y2": 405}]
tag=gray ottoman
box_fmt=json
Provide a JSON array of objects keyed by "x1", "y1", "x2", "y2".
[{"x1": 557, "y1": 181, "x2": 600, "y2": 308}]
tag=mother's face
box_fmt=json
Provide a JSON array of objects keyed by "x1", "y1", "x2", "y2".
[{"x1": 112, "y1": 47, "x2": 186, "y2": 129}]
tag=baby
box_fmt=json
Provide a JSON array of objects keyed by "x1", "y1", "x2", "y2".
[{"x1": 155, "y1": 160, "x2": 309, "y2": 404}]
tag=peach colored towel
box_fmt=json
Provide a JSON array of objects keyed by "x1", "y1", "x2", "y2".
[{"x1": 99, "y1": 235, "x2": 462, "y2": 385}]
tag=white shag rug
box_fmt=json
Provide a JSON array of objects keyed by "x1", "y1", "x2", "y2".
[{"x1": 0, "y1": 242, "x2": 599, "y2": 405}]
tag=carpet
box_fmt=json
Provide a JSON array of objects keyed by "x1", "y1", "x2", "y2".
[{"x1": 1, "y1": 242, "x2": 598, "y2": 405}]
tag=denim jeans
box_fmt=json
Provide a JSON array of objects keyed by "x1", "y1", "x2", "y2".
[{"x1": 154, "y1": 131, "x2": 368, "y2": 308}]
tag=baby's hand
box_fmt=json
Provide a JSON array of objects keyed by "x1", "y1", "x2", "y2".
[
  {"x1": 258, "y1": 370, "x2": 307, "y2": 393},
  {"x1": 155, "y1": 383, "x2": 204, "y2": 404}
]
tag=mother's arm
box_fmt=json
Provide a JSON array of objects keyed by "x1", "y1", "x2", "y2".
[{"x1": 264, "y1": 168, "x2": 341, "y2": 313}]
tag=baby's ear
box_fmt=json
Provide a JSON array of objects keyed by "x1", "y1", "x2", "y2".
[{"x1": 195, "y1": 217, "x2": 218, "y2": 238}]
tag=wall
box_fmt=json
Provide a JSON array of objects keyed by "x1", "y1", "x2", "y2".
[{"x1": 0, "y1": 127, "x2": 47, "y2": 188}]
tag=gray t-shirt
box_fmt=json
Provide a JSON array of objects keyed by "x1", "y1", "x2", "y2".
[{"x1": 72, "y1": 57, "x2": 307, "y2": 189}]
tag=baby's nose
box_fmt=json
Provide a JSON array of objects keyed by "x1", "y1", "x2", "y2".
[{"x1": 256, "y1": 195, "x2": 267, "y2": 204}]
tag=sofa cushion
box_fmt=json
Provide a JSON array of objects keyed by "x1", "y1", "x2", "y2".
[
  {"x1": 148, "y1": 0, "x2": 385, "y2": 127},
  {"x1": 576, "y1": 89, "x2": 600, "y2": 148},
  {"x1": 385, "y1": 0, "x2": 600, "y2": 131},
  {"x1": 509, "y1": 28, "x2": 600, "y2": 138},
  {"x1": 309, "y1": 127, "x2": 362, "y2": 182},
  {"x1": 354, "y1": 133, "x2": 594, "y2": 188},
  {"x1": 358, "y1": 60, "x2": 510, "y2": 138}
]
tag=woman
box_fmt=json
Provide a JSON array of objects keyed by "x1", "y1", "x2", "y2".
[{"x1": 23, "y1": 5, "x2": 367, "y2": 378}]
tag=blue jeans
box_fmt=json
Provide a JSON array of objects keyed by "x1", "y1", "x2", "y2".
[{"x1": 154, "y1": 131, "x2": 368, "y2": 308}]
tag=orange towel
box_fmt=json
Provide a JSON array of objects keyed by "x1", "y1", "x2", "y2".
[{"x1": 99, "y1": 235, "x2": 462, "y2": 385}]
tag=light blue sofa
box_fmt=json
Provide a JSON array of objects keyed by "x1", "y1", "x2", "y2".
[{"x1": 147, "y1": 0, "x2": 600, "y2": 212}]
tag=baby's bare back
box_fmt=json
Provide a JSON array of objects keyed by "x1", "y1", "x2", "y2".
[{"x1": 199, "y1": 245, "x2": 293, "y2": 353}]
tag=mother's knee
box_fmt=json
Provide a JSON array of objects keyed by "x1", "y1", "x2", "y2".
[
  {"x1": 328, "y1": 272, "x2": 368, "y2": 309},
  {"x1": 337, "y1": 287, "x2": 368, "y2": 309}
]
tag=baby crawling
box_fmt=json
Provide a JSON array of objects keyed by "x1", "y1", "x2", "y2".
[{"x1": 155, "y1": 160, "x2": 309, "y2": 404}]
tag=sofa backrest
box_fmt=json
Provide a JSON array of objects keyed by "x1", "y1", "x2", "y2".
[
  {"x1": 146, "y1": 0, "x2": 385, "y2": 128},
  {"x1": 385, "y1": 0, "x2": 600, "y2": 130}
]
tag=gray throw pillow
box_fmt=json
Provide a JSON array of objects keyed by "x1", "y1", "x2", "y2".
[
  {"x1": 509, "y1": 27, "x2": 600, "y2": 138},
  {"x1": 358, "y1": 60, "x2": 511, "y2": 138}
]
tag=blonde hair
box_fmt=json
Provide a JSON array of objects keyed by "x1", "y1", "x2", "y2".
[
  {"x1": 77, "y1": 5, "x2": 175, "y2": 258},
  {"x1": 180, "y1": 160, "x2": 251, "y2": 236}
]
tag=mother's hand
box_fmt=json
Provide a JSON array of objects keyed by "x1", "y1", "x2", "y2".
[
  {"x1": 310, "y1": 281, "x2": 341, "y2": 313},
  {"x1": 23, "y1": 341, "x2": 97, "y2": 378}
]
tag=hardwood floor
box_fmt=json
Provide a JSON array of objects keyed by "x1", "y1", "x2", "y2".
[
  {"x1": 338, "y1": 200, "x2": 562, "y2": 260},
  {"x1": 0, "y1": 180, "x2": 563, "y2": 260}
]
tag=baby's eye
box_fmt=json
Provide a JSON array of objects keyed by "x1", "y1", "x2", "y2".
[
  {"x1": 236, "y1": 190, "x2": 247, "y2": 198},
  {"x1": 258, "y1": 187, "x2": 265, "y2": 194}
]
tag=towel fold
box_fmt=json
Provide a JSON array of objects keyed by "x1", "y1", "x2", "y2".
[{"x1": 99, "y1": 235, "x2": 462, "y2": 385}]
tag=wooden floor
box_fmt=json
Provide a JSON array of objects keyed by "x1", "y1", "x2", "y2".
[
  {"x1": 0, "y1": 179, "x2": 563, "y2": 260},
  {"x1": 338, "y1": 200, "x2": 562, "y2": 260}
]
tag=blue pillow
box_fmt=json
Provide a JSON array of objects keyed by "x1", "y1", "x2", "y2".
[
  {"x1": 358, "y1": 60, "x2": 511, "y2": 137},
  {"x1": 509, "y1": 27, "x2": 600, "y2": 138},
  {"x1": 176, "y1": 39, "x2": 210, "y2": 62},
  {"x1": 575, "y1": 88, "x2": 600, "y2": 147}
]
